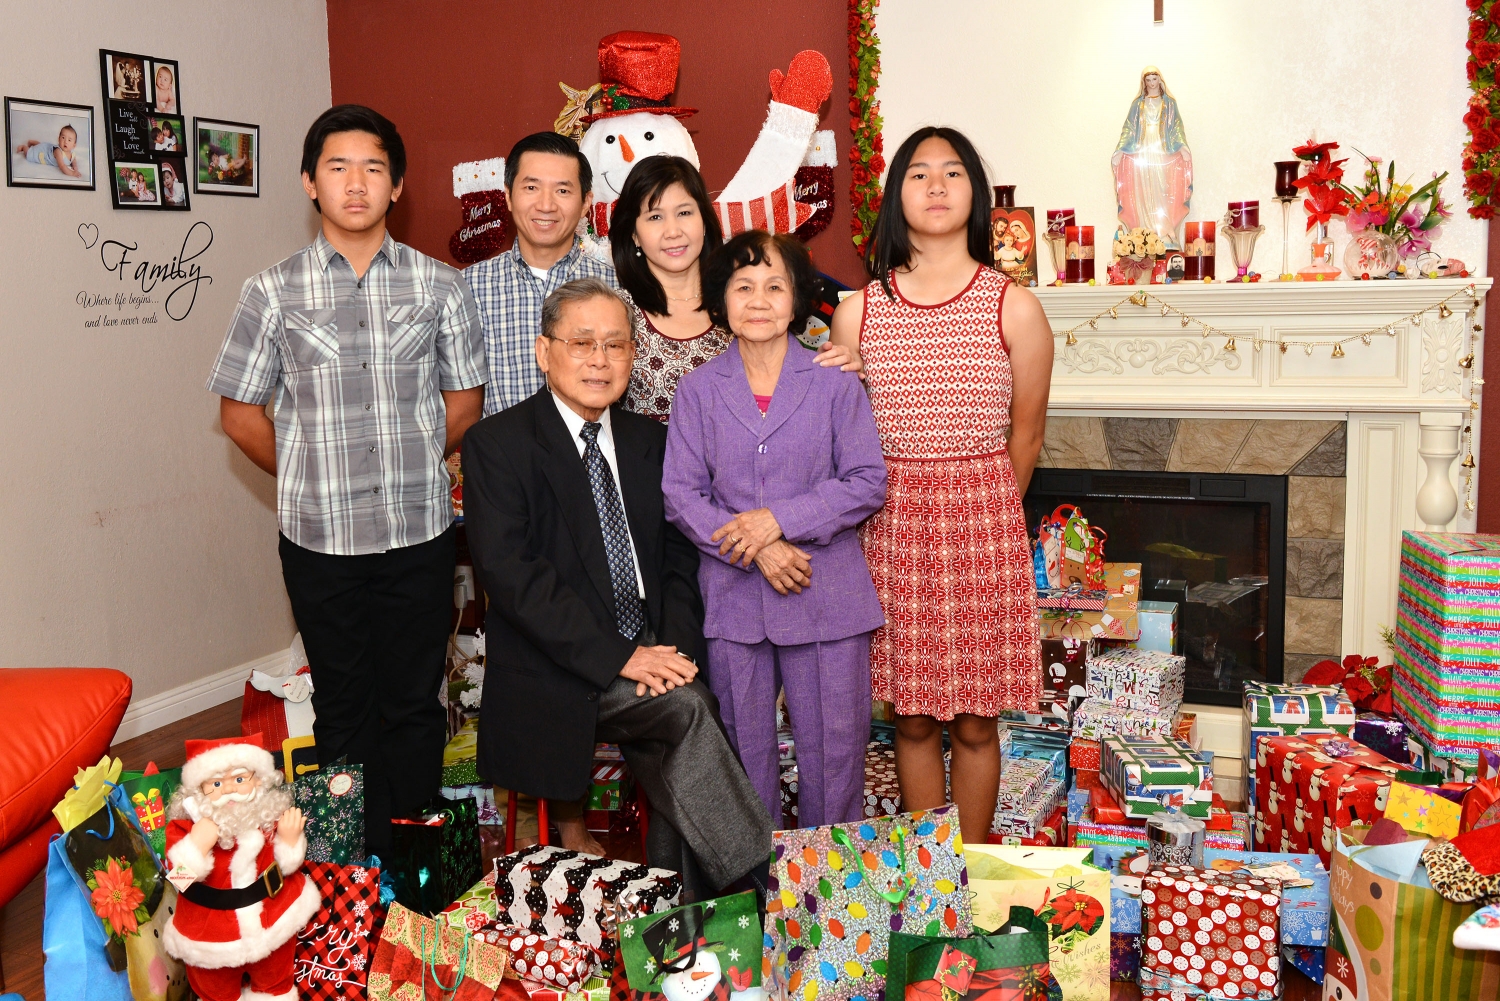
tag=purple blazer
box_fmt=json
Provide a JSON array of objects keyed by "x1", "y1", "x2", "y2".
[{"x1": 663, "y1": 336, "x2": 888, "y2": 646}]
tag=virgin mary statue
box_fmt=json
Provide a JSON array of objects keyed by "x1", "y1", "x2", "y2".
[{"x1": 1111, "y1": 66, "x2": 1192, "y2": 250}]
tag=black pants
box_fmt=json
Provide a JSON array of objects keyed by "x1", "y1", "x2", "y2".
[
  {"x1": 595, "y1": 677, "x2": 773, "y2": 900},
  {"x1": 279, "y1": 525, "x2": 455, "y2": 854}
]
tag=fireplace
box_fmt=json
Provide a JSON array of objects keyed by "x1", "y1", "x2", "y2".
[{"x1": 1024, "y1": 468, "x2": 1288, "y2": 706}]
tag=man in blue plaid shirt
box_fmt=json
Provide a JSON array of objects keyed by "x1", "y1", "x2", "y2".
[
  {"x1": 464, "y1": 132, "x2": 617, "y2": 417},
  {"x1": 208, "y1": 106, "x2": 485, "y2": 855}
]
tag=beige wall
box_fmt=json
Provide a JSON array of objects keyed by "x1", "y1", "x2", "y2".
[
  {"x1": 877, "y1": 1, "x2": 1485, "y2": 278},
  {"x1": 0, "y1": 2, "x2": 330, "y2": 703}
]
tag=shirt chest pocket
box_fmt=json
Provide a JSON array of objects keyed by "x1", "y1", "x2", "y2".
[
  {"x1": 386, "y1": 302, "x2": 440, "y2": 362},
  {"x1": 280, "y1": 308, "x2": 339, "y2": 367}
]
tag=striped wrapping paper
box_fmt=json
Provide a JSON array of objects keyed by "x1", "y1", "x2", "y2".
[{"x1": 1393, "y1": 531, "x2": 1500, "y2": 766}]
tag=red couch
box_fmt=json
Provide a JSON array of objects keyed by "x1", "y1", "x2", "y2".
[{"x1": 0, "y1": 668, "x2": 133, "y2": 908}]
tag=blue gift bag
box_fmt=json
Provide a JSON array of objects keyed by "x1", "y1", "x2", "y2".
[{"x1": 43, "y1": 833, "x2": 131, "y2": 1001}]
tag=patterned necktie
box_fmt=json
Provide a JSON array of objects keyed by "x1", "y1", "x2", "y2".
[{"x1": 578, "y1": 421, "x2": 644, "y2": 639}]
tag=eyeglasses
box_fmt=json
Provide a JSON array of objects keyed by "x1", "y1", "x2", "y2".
[{"x1": 547, "y1": 335, "x2": 634, "y2": 361}]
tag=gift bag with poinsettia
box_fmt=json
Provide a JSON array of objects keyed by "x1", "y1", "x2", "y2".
[
  {"x1": 885, "y1": 906, "x2": 1061, "y2": 1001},
  {"x1": 963, "y1": 845, "x2": 1110, "y2": 1000}
]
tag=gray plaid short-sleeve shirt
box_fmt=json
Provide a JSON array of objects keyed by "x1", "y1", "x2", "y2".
[{"x1": 206, "y1": 232, "x2": 486, "y2": 556}]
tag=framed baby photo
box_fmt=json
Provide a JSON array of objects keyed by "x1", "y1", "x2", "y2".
[
  {"x1": 148, "y1": 113, "x2": 185, "y2": 155},
  {"x1": 5, "y1": 97, "x2": 95, "y2": 190},
  {"x1": 110, "y1": 159, "x2": 161, "y2": 209},
  {"x1": 194, "y1": 117, "x2": 258, "y2": 196},
  {"x1": 100, "y1": 49, "x2": 153, "y2": 106},
  {"x1": 158, "y1": 156, "x2": 190, "y2": 210},
  {"x1": 147, "y1": 59, "x2": 180, "y2": 116}
]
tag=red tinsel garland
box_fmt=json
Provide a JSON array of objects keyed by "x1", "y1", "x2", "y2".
[{"x1": 1465, "y1": 0, "x2": 1500, "y2": 218}]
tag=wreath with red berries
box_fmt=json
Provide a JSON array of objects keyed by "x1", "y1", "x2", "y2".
[
  {"x1": 848, "y1": 0, "x2": 885, "y2": 251},
  {"x1": 1465, "y1": 0, "x2": 1500, "y2": 218}
]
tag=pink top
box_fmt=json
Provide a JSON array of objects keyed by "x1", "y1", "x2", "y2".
[{"x1": 753, "y1": 393, "x2": 772, "y2": 414}]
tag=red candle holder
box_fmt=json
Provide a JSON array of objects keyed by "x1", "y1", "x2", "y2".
[{"x1": 1228, "y1": 201, "x2": 1260, "y2": 229}]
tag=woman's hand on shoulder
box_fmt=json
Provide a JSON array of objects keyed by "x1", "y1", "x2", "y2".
[{"x1": 824, "y1": 288, "x2": 867, "y2": 379}]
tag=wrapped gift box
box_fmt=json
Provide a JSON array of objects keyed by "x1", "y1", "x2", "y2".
[
  {"x1": 1111, "y1": 932, "x2": 1141, "y2": 981},
  {"x1": 1131, "y1": 599, "x2": 1179, "y2": 655},
  {"x1": 989, "y1": 803, "x2": 1066, "y2": 846},
  {"x1": 1037, "y1": 586, "x2": 1109, "y2": 610},
  {"x1": 1067, "y1": 785, "x2": 1092, "y2": 824},
  {"x1": 1037, "y1": 562, "x2": 1143, "y2": 641},
  {"x1": 1393, "y1": 531, "x2": 1500, "y2": 767},
  {"x1": 1108, "y1": 850, "x2": 1326, "y2": 947},
  {"x1": 1241, "y1": 682, "x2": 1356, "y2": 810},
  {"x1": 1352, "y1": 710, "x2": 1410, "y2": 764},
  {"x1": 1041, "y1": 636, "x2": 1095, "y2": 705},
  {"x1": 1101, "y1": 735, "x2": 1213, "y2": 818},
  {"x1": 863, "y1": 743, "x2": 901, "y2": 819},
  {"x1": 1073, "y1": 697, "x2": 1177, "y2": 742},
  {"x1": 1070, "y1": 737, "x2": 1102, "y2": 770},
  {"x1": 1090, "y1": 784, "x2": 1144, "y2": 827},
  {"x1": 1086, "y1": 646, "x2": 1185, "y2": 713},
  {"x1": 1282, "y1": 944, "x2": 1324, "y2": 986},
  {"x1": 1001, "y1": 725, "x2": 1069, "y2": 781},
  {"x1": 1204, "y1": 829, "x2": 1249, "y2": 851},
  {"x1": 1070, "y1": 821, "x2": 1149, "y2": 853},
  {"x1": 1138, "y1": 864, "x2": 1283, "y2": 1000},
  {"x1": 1251, "y1": 733, "x2": 1403, "y2": 866}
]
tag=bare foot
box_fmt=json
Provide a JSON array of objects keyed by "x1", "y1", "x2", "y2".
[
  {"x1": 556, "y1": 815, "x2": 605, "y2": 856},
  {"x1": 16, "y1": 140, "x2": 38, "y2": 154}
]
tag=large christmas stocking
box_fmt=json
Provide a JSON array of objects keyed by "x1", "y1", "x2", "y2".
[{"x1": 450, "y1": 157, "x2": 511, "y2": 265}]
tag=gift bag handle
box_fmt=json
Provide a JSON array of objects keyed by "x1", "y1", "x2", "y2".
[
  {"x1": 830, "y1": 825, "x2": 917, "y2": 907},
  {"x1": 82, "y1": 781, "x2": 122, "y2": 841},
  {"x1": 421, "y1": 920, "x2": 469, "y2": 997}
]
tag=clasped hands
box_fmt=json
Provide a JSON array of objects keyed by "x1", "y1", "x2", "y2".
[{"x1": 711, "y1": 507, "x2": 811, "y2": 596}]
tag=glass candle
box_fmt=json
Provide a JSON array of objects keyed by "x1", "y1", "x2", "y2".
[
  {"x1": 1184, "y1": 221, "x2": 1215, "y2": 280},
  {"x1": 1228, "y1": 201, "x2": 1259, "y2": 229},
  {"x1": 993, "y1": 185, "x2": 1016, "y2": 209}
]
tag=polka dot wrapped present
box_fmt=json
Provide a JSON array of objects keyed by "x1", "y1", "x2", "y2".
[
  {"x1": 765, "y1": 804, "x2": 972, "y2": 1001},
  {"x1": 1137, "y1": 864, "x2": 1281, "y2": 1000}
]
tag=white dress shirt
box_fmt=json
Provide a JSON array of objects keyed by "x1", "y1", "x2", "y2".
[{"x1": 551, "y1": 391, "x2": 647, "y2": 599}]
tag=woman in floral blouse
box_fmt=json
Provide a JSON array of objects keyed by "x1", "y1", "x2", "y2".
[{"x1": 612, "y1": 156, "x2": 859, "y2": 421}]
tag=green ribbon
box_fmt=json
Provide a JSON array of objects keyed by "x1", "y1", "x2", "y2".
[
  {"x1": 831, "y1": 825, "x2": 918, "y2": 907},
  {"x1": 420, "y1": 920, "x2": 469, "y2": 998}
]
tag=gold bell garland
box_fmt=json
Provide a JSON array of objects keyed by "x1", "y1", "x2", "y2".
[{"x1": 1053, "y1": 284, "x2": 1486, "y2": 514}]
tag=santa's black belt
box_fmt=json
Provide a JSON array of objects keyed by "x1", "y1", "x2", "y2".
[{"x1": 181, "y1": 865, "x2": 284, "y2": 909}]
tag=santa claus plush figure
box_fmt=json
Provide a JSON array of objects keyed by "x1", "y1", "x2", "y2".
[{"x1": 161, "y1": 734, "x2": 322, "y2": 1001}]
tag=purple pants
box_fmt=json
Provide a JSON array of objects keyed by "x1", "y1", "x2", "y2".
[{"x1": 706, "y1": 633, "x2": 872, "y2": 828}]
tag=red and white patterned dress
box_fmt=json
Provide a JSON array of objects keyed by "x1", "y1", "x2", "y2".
[{"x1": 859, "y1": 266, "x2": 1040, "y2": 719}]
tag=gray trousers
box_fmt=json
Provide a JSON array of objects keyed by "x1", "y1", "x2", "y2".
[{"x1": 596, "y1": 676, "x2": 772, "y2": 897}]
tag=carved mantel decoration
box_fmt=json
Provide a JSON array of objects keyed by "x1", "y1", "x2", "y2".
[{"x1": 1035, "y1": 278, "x2": 1491, "y2": 659}]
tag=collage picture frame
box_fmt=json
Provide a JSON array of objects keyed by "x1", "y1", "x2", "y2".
[{"x1": 99, "y1": 48, "x2": 191, "y2": 210}]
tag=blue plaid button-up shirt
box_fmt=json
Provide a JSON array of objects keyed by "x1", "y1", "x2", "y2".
[
  {"x1": 464, "y1": 243, "x2": 619, "y2": 416},
  {"x1": 206, "y1": 232, "x2": 486, "y2": 556}
]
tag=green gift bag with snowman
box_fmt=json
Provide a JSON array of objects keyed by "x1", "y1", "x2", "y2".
[{"x1": 614, "y1": 891, "x2": 765, "y2": 1001}]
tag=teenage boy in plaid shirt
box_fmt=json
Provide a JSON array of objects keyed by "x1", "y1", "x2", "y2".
[{"x1": 208, "y1": 105, "x2": 485, "y2": 855}]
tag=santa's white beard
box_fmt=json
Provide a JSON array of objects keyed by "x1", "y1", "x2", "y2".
[{"x1": 169, "y1": 782, "x2": 292, "y2": 849}]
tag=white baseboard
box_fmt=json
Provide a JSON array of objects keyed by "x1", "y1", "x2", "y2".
[{"x1": 114, "y1": 649, "x2": 286, "y2": 742}]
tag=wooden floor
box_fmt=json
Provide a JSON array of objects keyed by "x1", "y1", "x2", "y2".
[
  {"x1": 0, "y1": 695, "x2": 1322, "y2": 1000},
  {"x1": 0, "y1": 697, "x2": 244, "y2": 1000}
]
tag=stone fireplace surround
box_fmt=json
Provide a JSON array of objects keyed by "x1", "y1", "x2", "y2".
[
  {"x1": 1032, "y1": 278, "x2": 1491, "y2": 799},
  {"x1": 1038, "y1": 416, "x2": 1345, "y2": 683}
]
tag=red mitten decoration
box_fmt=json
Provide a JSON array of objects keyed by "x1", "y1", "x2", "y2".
[
  {"x1": 769, "y1": 50, "x2": 832, "y2": 114},
  {"x1": 450, "y1": 189, "x2": 510, "y2": 265}
]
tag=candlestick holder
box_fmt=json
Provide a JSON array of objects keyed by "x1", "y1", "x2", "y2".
[
  {"x1": 1220, "y1": 213, "x2": 1264, "y2": 283},
  {"x1": 1274, "y1": 160, "x2": 1300, "y2": 281}
]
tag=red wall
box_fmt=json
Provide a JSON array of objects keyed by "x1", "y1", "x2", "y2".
[{"x1": 326, "y1": 0, "x2": 862, "y2": 284}]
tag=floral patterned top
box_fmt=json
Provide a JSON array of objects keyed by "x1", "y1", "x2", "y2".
[{"x1": 621, "y1": 309, "x2": 732, "y2": 422}]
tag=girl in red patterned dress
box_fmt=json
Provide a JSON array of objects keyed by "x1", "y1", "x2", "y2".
[{"x1": 829, "y1": 127, "x2": 1054, "y2": 843}]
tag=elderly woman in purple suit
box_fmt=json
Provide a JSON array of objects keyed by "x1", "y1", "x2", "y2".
[{"x1": 663, "y1": 230, "x2": 887, "y2": 828}]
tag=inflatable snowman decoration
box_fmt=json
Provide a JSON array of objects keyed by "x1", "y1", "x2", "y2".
[{"x1": 449, "y1": 31, "x2": 833, "y2": 265}]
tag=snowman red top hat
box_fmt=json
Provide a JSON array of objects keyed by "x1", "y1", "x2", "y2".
[{"x1": 581, "y1": 31, "x2": 697, "y2": 125}]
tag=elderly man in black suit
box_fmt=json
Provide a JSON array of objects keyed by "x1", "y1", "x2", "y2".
[{"x1": 462, "y1": 277, "x2": 772, "y2": 898}]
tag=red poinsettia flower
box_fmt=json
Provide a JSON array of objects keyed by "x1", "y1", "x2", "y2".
[
  {"x1": 1302, "y1": 658, "x2": 1345, "y2": 685},
  {"x1": 905, "y1": 978, "x2": 944, "y2": 1001},
  {"x1": 90, "y1": 857, "x2": 144, "y2": 937},
  {"x1": 936, "y1": 946, "x2": 978, "y2": 994},
  {"x1": 1047, "y1": 886, "x2": 1105, "y2": 936},
  {"x1": 1293, "y1": 139, "x2": 1340, "y2": 162}
]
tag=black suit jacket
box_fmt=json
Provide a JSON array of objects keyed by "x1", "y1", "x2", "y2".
[{"x1": 462, "y1": 388, "x2": 706, "y2": 800}]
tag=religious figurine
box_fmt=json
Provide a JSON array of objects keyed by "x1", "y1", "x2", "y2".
[{"x1": 1111, "y1": 66, "x2": 1192, "y2": 250}]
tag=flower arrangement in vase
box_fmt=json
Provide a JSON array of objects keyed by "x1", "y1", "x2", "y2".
[
  {"x1": 1342, "y1": 155, "x2": 1451, "y2": 278},
  {"x1": 1108, "y1": 226, "x2": 1166, "y2": 285}
]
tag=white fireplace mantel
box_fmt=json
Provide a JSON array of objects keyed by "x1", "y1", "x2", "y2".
[{"x1": 1033, "y1": 277, "x2": 1491, "y2": 661}]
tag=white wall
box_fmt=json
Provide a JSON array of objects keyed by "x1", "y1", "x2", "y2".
[
  {"x1": 0, "y1": 3, "x2": 330, "y2": 710},
  {"x1": 877, "y1": 1, "x2": 1485, "y2": 279}
]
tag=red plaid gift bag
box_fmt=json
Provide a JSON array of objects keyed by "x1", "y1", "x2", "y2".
[{"x1": 294, "y1": 861, "x2": 383, "y2": 1000}]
